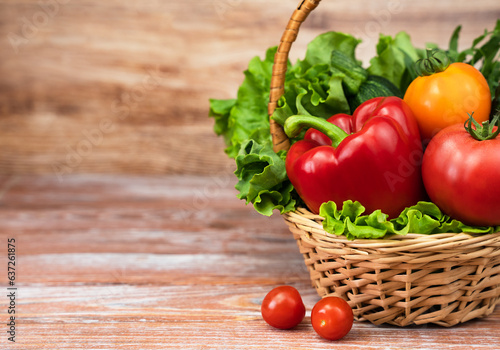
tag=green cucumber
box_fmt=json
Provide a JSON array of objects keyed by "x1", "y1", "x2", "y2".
[
  {"x1": 330, "y1": 50, "x2": 368, "y2": 96},
  {"x1": 348, "y1": 75, "x2": 403, "y2": 112}
]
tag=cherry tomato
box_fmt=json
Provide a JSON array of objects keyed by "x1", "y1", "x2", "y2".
[
  {"x1": 261, "y1": 286, "x2": 305, "y2": 329},
  {"x1": 404, "y1": 61, "x2": 491, "y2": 142},
  {"x1": 311, "y1": 296, "x2": 353, "y2": 341},
  {"x1": 422, "y1": 115, "x2": 500, "y2": 226}
]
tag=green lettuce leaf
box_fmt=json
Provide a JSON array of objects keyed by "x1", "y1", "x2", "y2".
[
  {"x1": 271, "y1": 32, "x2": 361, "y2": 127},
  {"x1": 208, "y1": 98, "x2": 236, "y2": 145},
  {"x1": 367, "y1": 31, "x2": 422, "y2": 93},
  {"x1": 234, "y1": 139, "x2": 296, "y2": 216},
  {"x1": 271, "y1": 72, "x2": 350, "y2": 126},
  {"x1": 320, "y1": 200, "x2": 499, "y2": 240},
  {"x1": 209, "y1": 47, "x2": 280, "y2": 158},
  {"x1": 297, "y1": 31, "x2": 361, "y2": 70}
]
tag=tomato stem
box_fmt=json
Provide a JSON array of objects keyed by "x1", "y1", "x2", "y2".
[
  {"x1": 415, "y1": 49, "x2": 451, "y2": 77},
  {"x1": 464, "y1": 112, "x2": 500, "y2": 141}
]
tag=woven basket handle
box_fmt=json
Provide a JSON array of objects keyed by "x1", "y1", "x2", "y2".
[{"x1": 268, "y1": 0, "x2": 322, "y2": 153}]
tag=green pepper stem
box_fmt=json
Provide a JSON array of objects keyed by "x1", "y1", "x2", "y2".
[
  {"x1": 284, "y1": 115, "x2": 349, "y2": 147},
  {"x1": 464, "y1": 112, "x2": 500, "y2": 141}
]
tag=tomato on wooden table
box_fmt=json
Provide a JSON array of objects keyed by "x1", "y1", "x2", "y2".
[
  {"x1": 261, "y1": 286, "x2": 306, "y2": 330},
  {"x1": 422, "y1": 114, "x2": 500, "y2": 226},
  {"x1": 311, "y1": 296, "x2": 353, "y2": 341}
]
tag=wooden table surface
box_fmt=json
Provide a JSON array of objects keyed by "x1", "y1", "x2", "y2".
[
  {"x1": 1, "y1": 174, "x2": 499, "y2": 349},
  {"x1": 1, "y1": 1, "x2": 500, "y2": 349},
  {"x1": 1, "y1": 1, "x2": 499, "y2": 176}
]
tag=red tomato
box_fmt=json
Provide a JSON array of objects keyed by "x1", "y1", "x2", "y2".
[
  {"x1": 261, "y1": 286, "x2": 305, "y2": 329},
  {"x1": 311, "y1": 296, "x2": 353, "y2": 341},
  {"x1": 422, "y1": 117, "x2": 500, "y2": 226}
]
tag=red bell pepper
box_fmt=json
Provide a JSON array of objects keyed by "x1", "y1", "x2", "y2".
[{"x1": 284, "y1": 96, "x2": 425, "y2": 218}]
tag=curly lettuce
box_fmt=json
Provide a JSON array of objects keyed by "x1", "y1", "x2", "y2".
[
  {"x1": 320, "y1": 201, "x2": 499, "y2": 240},
  {"x1": 234, "y1": 139, "x2": 296, "y2": 216}
]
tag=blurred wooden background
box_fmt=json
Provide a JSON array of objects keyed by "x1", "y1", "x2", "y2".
[{"x1": 1, "y1": 0, "x2": 499, "y2": 177}]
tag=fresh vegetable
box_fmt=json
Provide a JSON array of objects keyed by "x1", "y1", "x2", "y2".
[
  {"x1": 492, "y1": 85, "x2": 500, "y2": 117},
  {"x1": 366, "y1": 31, "x2": 422, "y2": 93},
  {"x1": 330, "y1": 50, "x2": 402, "y2": 112},
  {"x1": 404, "y1": 49, "x2": 491, "y2": 142},
  {"x1": 209, "y1": 24, "x2": 500, "y2": 236},
  {"x1": 311, "y1": 297, "x2": 353, "y2": 341},
  {"x1": 330, "y1": 49, "x2": 368, "y2": 95},
  {"x1": 210, "y1": 31, "x2": 416, "y2": 217},
  {"x1": 348, "y1": 75, "x2": 402, "y2": 112},
  {"x1": 285, "y1": 96, "x2": 425, "y2": 218},
  {"x1": 447, "y1": 20, "x2": 500, "y2": 103},
  {"x1": 319, "y1": 200, "x2": 498, "y2": 241},
  {"x1": 261, "y1": 286, "x2": 306, "y2": 330},
  {"x1": 234, "y1": 139, "x2": 296, "y2": 216},
  {"x1": 422, "y1": 113, "x2": 500, "y2": 226}
]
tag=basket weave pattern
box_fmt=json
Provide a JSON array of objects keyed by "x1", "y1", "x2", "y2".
[
  {"x1": 266, "y1": 0, "x2": 500, "y2": 326},
  {"x1": 284, "y1": 209, "x2": 500, "y2": 326}
]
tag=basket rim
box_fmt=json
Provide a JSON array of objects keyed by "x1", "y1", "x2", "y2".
[{"x1": 284, "y1": 207, "x2": 500, "y2": 248}]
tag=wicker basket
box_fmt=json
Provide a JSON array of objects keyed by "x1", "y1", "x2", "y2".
[{"x1": 268, "y1": 0, "x2": 500, "y2": 327}]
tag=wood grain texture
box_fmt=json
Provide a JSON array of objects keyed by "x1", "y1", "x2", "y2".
[
  {"x1": 0, "y1": 0, "x2": 499, "y2": 175},
  {"x1": 0, "y1": 174, "x2": 499, "y2": 349}
]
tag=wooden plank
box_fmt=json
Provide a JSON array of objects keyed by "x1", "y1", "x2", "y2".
[
  {"x1": 3, "y1": 284, "x2": 500, "y2": 349},
  {"x1": 0, "y1": 1, "x2": 499, "y2": 175},
  {"x1": 0, "y1": 174, "x2": 499, "y2": 349}
]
